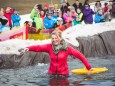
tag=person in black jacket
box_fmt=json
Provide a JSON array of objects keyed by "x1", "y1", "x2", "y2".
[{"x1": 72, "y1": 0, "x2": 83, "y2": 12}]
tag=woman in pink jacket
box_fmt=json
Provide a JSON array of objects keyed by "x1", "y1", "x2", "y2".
[{"x1": 21, "y1": 30, "x2": 92, "y2": 77}]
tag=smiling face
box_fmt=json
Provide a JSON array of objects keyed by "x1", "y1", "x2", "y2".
[{"x1": 51, "y1": 34, "x2": 62, "y2": 46}]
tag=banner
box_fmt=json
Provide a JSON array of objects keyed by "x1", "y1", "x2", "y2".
[{"x1": 0, "y1": 26, "x2": 26, "y2": 41}]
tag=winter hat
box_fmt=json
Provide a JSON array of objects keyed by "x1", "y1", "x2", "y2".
[
  {"x1": 44, "y1": 4, "x2": 48, "y2": 8},
  {"x1": 54, "y1": 4, "x2": 58, "y2": 8}
]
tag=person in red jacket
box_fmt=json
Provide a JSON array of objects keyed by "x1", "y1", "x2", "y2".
[
  {"x1": 20, "y1": 30, "x2": 92, "y2": 77},
  {"x1": 4, "y1": 7, "x2": 14, "y2": 27}
]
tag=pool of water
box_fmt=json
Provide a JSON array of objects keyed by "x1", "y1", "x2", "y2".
[{"x1": 0, "y1": 56, "x2": 115, "y2": 86}]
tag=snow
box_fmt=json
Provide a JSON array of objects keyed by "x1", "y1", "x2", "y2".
[
  {"x1": 62, "y1": 21, "x2": 115, "y2": 47},
  {"x1": 0, "y1": 0, "x2": 115, "y2": 54},
  {"x1": 0, "y1": 39, "x2": 51, "y2": 54},
  {"x1": 20, "y1": 14, "x2": 32, "y2": 26}
]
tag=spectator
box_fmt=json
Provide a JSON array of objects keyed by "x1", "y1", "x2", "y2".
[
  {"x1": 0, "y1": 8, "x2": 10, "y2": 33},
  {"x1": 76, "y1": 8, "x2": 83, "y2": 22},
  {"x1": 83, "y1": 4, "x2": 94, "y2": 24},
  {"x1": 30, "y1": 4, "x2": 43, "y2": 30},
  {"x1": 4, "y1": 7, "x2": 14, "y2": 27},
  {"x1": 40, "y1": 9, "x2": 45, "y2": 22},
  {"x1": 43, "y1": 4, "x2": 49, "y2": 14},
  {"x1": 11, "y1": 8, "x2": 21, "y2": 27},
  {"x1": 94, "y1": 1, "x2": 102, "y2": 13},
  {"x1": 103, "y1": 3, "x2": 108, "y2": 15},
  {"x1": 83, "y1": 0, "x2": 90, "y2": 7},
  {"x1": 94, "y1": 9, "x2": 105, "y2": 23},
  {"x1": 72, "y1": 15, "x2": 81, "y2": 26},
  {"x1": 56, "y1": 17, "x2": 63, "y2": 27},
  {"x1": 0, "y1": 8, "x2": 8, "y2": 26},
  {"x1": 72, "y1": 0, "x2": 83, "y2": 12},
  {"x1": 103, "y1": 3, "x2": 112, "y2": 21},
  {"x1": 52, "y1": 8, "x2": 59, "y2": 22},
  {"x1": 60, "y1": 1, "x2": 69, "y2": 15},
  {"x1": 63, "y1": 9, "x2": 72, "y2": 23},
  {"x1": 69, "y1": 6, "x2": 76, "y2": 20},
  {"x1": 44, "y1": 11, "x2": 56, "y2": 29},
  {"x1": 49, "y1": 4, "x2": 55, "y2": 13}
]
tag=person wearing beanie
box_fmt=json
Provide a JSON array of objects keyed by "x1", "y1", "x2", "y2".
[
  {"x1": 43, "y1": 4, "x2": 49, "y2": 14},
  {"x1": 44, "y1": 11, "x2": 56, "y2": 29}
]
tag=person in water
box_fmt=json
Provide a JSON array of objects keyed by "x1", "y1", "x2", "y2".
[{"x1": 20, "y1": 30, "x2": 92, "y2": 77}]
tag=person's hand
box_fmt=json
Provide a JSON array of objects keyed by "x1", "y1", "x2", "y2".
[
  {"x1": 18, "y1": 48, "x2": 29, "y2": 53},
  {"x1": 34, "y1": 4, "x2": 38, "y2": 9},
  {"x1": 87, "y1": 68, "x2": 93, "y2": 75}
]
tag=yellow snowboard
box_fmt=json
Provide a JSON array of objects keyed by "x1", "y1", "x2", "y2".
[{"x1": 71, "y1": 67, "x2": 108, "y2": 75}]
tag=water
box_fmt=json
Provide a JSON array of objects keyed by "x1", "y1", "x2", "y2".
[{"x1": 0, "y1": 56, "x2": 115, "y2": 86}]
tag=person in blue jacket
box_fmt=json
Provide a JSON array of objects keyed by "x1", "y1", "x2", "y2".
[
  {"x1": 52, "y1": 9, "x2": 60, "y2": 24},
  {"x1": 83, "y1": 4, "x2": 94, "y2": 24},
  {"x1": 94, "y1": 9, "x2": 105, "y2": 23},
  {"x1": 44, "y1": 11, "x2": 56, "y2": 29},
  {"x1": 11, "y1": 9, "x2": 21, "y2": 27}
]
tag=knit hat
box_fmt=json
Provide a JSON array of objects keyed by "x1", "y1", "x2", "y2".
[
  {"x1": 44, "y1": 4, "x2": 48, "y2": 8},
  {"x1": 54, "y1": 4, "x2": 58, "y2": 8}
]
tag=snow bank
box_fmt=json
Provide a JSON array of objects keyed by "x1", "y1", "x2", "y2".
[
  {"x1": 62, "y1": 21, "x2": 115, "y2": 47},
  {"x1": 0, "y1": 39, "x2": 51, "y2": 54}
]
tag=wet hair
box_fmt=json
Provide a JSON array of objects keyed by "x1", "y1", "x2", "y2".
[{"x1": 51, "y1": 30, "x2": 62, "y2": 38}]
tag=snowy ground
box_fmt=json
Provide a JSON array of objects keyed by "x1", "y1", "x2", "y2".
[{"x1": 0, "y1": 0, "x2": 115, "y2": 54}]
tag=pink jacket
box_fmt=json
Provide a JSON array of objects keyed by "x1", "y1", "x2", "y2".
[
  {"x1": 63, "y1": 13, "x2": 73, "y2": 23},
  {"x1": 27, "y1": 44, "x2": 92, "y2": 75}
]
